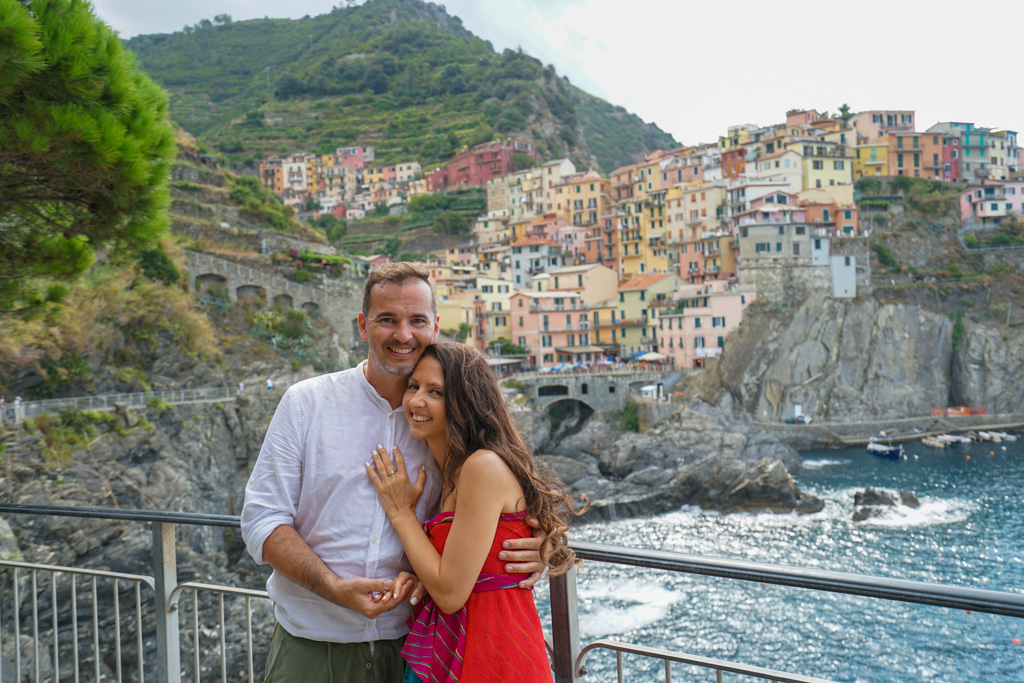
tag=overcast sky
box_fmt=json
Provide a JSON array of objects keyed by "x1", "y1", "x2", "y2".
[{"x1": 91, "y1": 0, "x2": 1024, "y2": 146}]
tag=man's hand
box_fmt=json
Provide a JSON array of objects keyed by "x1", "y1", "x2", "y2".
[
  {"x1": 263, "y1": 526, "x2": 415, "y2": 618},
  {"x1": 500, "y1": 517, "x2": 547, "y2": 588},
  {"x1": 334, "y1": 576, "x2": 412, "y2": 619}
]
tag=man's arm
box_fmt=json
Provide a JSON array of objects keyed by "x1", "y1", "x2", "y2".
[{"x1": 262, "y1": 525, "x2": 413, "y2": 618}]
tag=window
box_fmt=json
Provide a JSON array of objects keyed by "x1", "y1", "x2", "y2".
[
  {"x1": 834, "y1": 160, "x2": 844, "y2": 170},
  {"x1": 694, "y1": 337, "x2": 705, "y2": 348},
  {"x1": 694, "y1": 317, "x2": 702, "y2": 328},
  {"x1": 541, "y1": 335, "x2": 552, "y2": 347},
  {"x1": 795, "y1": 226, "x2": 806, "y2": 235},
  {"x1": 812, "y1": 160, "x2": 823, "y2": 170},
  {"x1": 712, "y1": 316, "x2": 725, "y2": 327},
  {"x1": 498, "y1": 284, "x2": 509, "y2": 293},
  {"x1": 776, "y1": 242, "x2": 783, "y2": 252},
  {"x1": 518, "y1": 336, "x2": 526, "y2": 347}
]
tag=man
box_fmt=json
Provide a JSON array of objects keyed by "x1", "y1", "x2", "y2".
[{"x1": 241, "y1": 263, "x2": 544, "y2": 682}]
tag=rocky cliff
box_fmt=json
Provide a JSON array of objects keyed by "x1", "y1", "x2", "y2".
[{"x1": 687, "y1": 290, "x2": 1024, "y2": 424}]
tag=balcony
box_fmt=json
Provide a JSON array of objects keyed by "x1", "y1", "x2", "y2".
[
  {"x1": 618, "y1": 317, "x2": 649, "y2": 326},
  {"x1": 529, "y1": 303, "x2": 578, "y2": 313}
]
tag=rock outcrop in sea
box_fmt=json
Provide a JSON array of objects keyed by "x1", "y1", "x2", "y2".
[{"x1": 521, "y1": 401, "x2": 823, "y2": 523}]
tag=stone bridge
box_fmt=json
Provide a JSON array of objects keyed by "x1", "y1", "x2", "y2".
[
  {"x1": 184, "y1": 250, "x2": 362, "y2": 350},
  {"x1": 514, "y1": 370, "x2": 674, "y2": 416}
]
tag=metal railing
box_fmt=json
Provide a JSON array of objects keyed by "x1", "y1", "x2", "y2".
[
  {"x1": 2, "y1": 506, "x2": 1023, "y2": 682},
  {"x1": 1, "y1": 387, "x2": 237, "y2": 425}
]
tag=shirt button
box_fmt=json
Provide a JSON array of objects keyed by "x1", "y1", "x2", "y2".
[
  {"x1": 365, "y1": 662, "x2": 372, "y2": 669},
  {"x1": 371, "y1": 536, "x2": 378, "y2": 544},
  {"x1": 368, "y1": 620, "x2": 375, "y2": 627}
]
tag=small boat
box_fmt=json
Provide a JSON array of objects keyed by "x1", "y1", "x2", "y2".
[
  {"x1": 936, "y1": 434, "x2": 972, "y2": 444},
  {"x1": 987, "y1": 431, "x2": 1017, "y2": 442},
  {"x1": 978, "y1": 431, "x2": 1001, "y2": 443},
  {"x1": 867, "y1": 442, "x2": 905, "y2": 458},
  {"x1": 921, "y1": 436, "x2": 947, "y2": 449}
]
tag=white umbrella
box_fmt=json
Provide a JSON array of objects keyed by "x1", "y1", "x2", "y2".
[{"x1": 638, "y1": 352, "x2": 667, "y2": 361}]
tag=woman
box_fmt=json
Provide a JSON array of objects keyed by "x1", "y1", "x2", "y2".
[{"x1": 366, "y1": 343, "x2": 580, "y2": 683}]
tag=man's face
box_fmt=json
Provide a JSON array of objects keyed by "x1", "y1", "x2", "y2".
[{"x1": 358, "y1": 279, "x2": 438, "y2": 379}]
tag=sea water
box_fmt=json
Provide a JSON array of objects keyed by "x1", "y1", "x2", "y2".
[{"x1": 536, "y1": 438, "x2": 1024, "y2": 682}]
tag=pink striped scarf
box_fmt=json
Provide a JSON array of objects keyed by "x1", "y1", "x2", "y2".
[{"x1": 401, "y1": 513, "x2": 529, "y2": 683}]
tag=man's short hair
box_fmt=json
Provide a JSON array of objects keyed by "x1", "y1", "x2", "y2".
[{"x1": 361, "y1": 262, "x2": 437, "y2": 318}]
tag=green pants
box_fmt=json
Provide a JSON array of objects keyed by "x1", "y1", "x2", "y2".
[{"x1": 264, "y1": 624, "x2": 406, "y2": 683}]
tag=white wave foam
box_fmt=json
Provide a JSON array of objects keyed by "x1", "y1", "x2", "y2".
[
  {"x1": 810, "y1": 487, "x2": 977, "y2": 527},
  {"x1": 801, "y1": 458, "x2": 850, "y2": 470},
  {"x1": 577, "y1": 580, "x2": 684, "y2": 636}
]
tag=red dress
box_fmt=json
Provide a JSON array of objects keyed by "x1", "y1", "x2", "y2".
[{"x1": 422, "y1": 510, "x2": 553, "y2": 682}]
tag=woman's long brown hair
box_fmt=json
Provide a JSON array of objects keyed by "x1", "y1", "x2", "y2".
[{"x1": 422, "y1": 342, "x2": 584, "y2": 576}]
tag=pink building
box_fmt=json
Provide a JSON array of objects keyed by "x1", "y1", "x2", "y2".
[
  {"x1": 427, "y1": 140, "x2": 538, "y2": 191},
  {"x1": 654, "y1": 281, "x2": 757, "y2": 370},
  {"x1": 335, "y1": 146, "x2": 372, "y2": 170},
  {"x1": 510, "y1": 290, "x2": 600, "y2": 368},
  {"x1": 960, "y1": 181, "x2": 1024, "y2": 226}
]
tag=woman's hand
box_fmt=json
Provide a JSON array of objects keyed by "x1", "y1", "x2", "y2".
[{"x1": 365, "y1": 444, "x2": 426, "y2": 522}]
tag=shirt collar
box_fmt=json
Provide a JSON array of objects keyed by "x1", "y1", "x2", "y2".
[{"x1": 357, "y1": 360, "x2": 404, "y2": 414}]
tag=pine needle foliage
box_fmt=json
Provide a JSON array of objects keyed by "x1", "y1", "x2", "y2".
[{"x1": 0, "y1": 0, "x2": 177, "y2": 314}]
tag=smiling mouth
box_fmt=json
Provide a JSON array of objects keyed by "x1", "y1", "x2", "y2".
[
  {"x1": 411, "y1": 415, "x2": 431, "y2": 423},
  {"x1": 388, "y1": 346, "x2": 417, "y2": 356}
]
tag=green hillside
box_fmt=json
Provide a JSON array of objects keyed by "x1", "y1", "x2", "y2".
[{"x1": 124, "y1": 0, "x2": 677, "y2": 172}]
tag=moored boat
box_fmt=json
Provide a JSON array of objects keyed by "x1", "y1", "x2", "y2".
[
  {"x1": 921, "y1": 436, "x2": 947, "y2": 449},
  {"x1": 867, "y1": 442, "x2": 906, "y2": 458}
]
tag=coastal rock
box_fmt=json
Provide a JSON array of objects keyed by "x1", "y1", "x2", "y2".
[
  {"x1": 852, "y1": 487, "x2": 920, "y2": 521},
  {"x1": 551, "y1": 401, "x2": 818, "y2": 522}
]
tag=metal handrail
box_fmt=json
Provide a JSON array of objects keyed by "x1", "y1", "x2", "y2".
[
  {"x1": 576, "y1": 639, "x2": 835, "y2": 683},
  {"x1": 571, "y1": 541, "x2": 1024, "y2": 618}
]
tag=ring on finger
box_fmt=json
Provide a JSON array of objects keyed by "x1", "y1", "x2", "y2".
[{"x1": 387, "y1": 470, "x2": 395, "y2": 476}]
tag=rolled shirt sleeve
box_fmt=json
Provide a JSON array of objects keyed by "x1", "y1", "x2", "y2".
[{"x1": 240, "y1": 385, "x2": 305, "y2": 566}]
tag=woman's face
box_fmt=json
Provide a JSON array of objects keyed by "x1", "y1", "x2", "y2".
[{"x1": 403, "y1": 355, "x2": 447, "y2": 443}]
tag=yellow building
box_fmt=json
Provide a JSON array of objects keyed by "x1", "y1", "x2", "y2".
[
  {"x1": 718, "y1": 124, "x2": 755, "y2": 151},
  {"x1": 853, "y1": 142, "x2": 889, "y2": 178},
  {"x1": 616, "y1": 273, "x2": 683, "y2": 355},
  {"x1": 788, "y1": 140, "x2": 853, "y2": 190},
  {"x1": 641, "y1": 189, "x2": 669, "y2": 274}
]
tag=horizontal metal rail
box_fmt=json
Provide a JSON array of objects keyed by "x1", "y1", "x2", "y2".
[
  {"x1": 571, "y1": 541, "x2": 1024, "y2": 619},
  {"x1": 577, "y1": 639, "x2": 835, "y2": 683},
  {"x1": 1, "y1": 386, "x2": 236, "y2": 424},
  {"x1": 0, "y1": 503, "x2": 241, "y2": 528}
]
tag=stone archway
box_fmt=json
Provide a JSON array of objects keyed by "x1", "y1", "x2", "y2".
[
  {"x1": 237, "y1": 285, "x2": 267, "y2": 305},
  {"x1": 195, "y1": 273, "x2": 227, "y2": 293},
  {"x1": 274, "y1": 293, "x2": 294, "y2": 310},
  {"x1": 301, "y1": 302, "x2": 319, "y2": 317},
  {"x1": 541, "y1": 398, "x2": 596, "y2": 443}
]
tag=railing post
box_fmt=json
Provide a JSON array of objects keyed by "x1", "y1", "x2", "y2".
[
  {"x1": 152, "y1": 522, "x2": 181, "y2": 683},
  {"x1": 549, "y1": 566, "x2": 580, "y2": 683}
]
